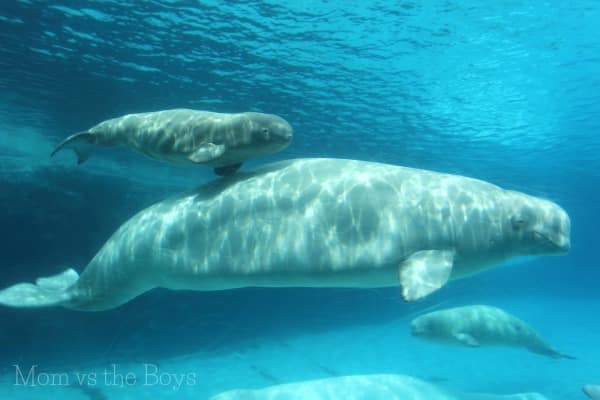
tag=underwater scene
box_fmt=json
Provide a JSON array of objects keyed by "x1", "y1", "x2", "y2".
[{"x1": 0, "y1": 1, "x2": 599, "y2": 399}]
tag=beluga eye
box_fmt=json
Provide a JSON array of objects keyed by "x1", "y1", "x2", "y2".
[
  {"x1": 261, "y1": 128, "x2": 270, "y2": 139},
  {"x1": 512, "y1": 218, "x2": 525, "y2": 230}
]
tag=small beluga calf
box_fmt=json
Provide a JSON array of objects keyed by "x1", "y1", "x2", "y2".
[
  {"x1": 411, "y1": 305, "x2": 575, "y2": 359},
  {"x1": 0, "y1": 159, "x2": 570, "y2": 311},
  {"x1": 51, "y1": 109, "x2": 293, "y2": 176}
]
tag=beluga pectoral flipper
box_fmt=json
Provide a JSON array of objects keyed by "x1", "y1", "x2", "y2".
[{"x1": 398, "y1": 249, "x2": 455, "y2": 301}]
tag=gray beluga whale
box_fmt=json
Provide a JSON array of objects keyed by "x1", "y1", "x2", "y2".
[
  {"x1": 0, "y1": 158, "x2": 570, "y2": 311},
  {"x1": 584, "y1": 385, "x2": 600, "y2": 399},
  {"x1": 208, "y1": 374, "x2": 549, "y2": 400},
  {"x1": 410, "y1": 305, "x2": 575, "y2": 359},
  {"x1": 50, "y1": 108, "x2": 293, "y2": 176}
]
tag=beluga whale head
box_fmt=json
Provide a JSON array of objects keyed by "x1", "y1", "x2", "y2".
[
  {"x1": 208, "y1": 111, "x2": 293, "y2": 176},
  {"x1": 504, "y1": 191, "x2": 571, "y2": 256},
  {"x1": 244, "y1": 112, "x2": 293, "y2": 153}
]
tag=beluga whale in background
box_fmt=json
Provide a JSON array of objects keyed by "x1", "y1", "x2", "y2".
[
  {"x1": 583, "y1": 385, "x2": 600, "y2": 400},
  {"x1": 0, "y1": 158, "x2": 570, "y2": 311},
  {"x1": 51, "y1": 109, "x2": 293, "y2": 176},
  {"x1": 410, "y1": 305, "x2": 575, "y2": 359},
  {"x1": 209, "y1": 373, "x2": 550, "y2": 400}
]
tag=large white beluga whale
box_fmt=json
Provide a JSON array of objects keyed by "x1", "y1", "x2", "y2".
[
  {"x1": 0, "y1": 158, "x2": 570, "y2": 311},
  {"x1": 51, "y1": 108, "x2": 293, "y2": 176}
]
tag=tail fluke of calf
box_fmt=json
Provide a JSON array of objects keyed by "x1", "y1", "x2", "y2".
[
  {"x1": 51, "y1": 132, "x2": 96, "y2": 164},
  {"x1": 0, "y1": 269, "x2": 79, "y2": 308}
]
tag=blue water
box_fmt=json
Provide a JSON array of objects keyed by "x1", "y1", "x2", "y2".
[{"x1": 0, "y1": 1, "x2": 599, "y2": 399}]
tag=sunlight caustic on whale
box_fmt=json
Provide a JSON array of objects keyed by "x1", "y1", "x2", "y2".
[{"x1": 0, "y1": 158, "x2": 570, "y2": 311}]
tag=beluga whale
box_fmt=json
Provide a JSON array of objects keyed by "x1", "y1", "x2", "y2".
[
  {"x1": 209, "y1": 374, "x2": 550, "y2": 400},
  {"x1": 583, "y1": 385, "x2": 600, "y2": 400},
  {"x1": 0, "y1": 158, "x2": 570, "y2": 311},
  {"x1": 410, "y1": 305, "x2": 575, "y2": 359},
  {"x1": 51, "y1": 109, "x2": 293, "y2": 176}
]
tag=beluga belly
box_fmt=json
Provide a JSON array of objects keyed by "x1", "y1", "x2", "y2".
[
  {"x1": 0, "y1": 158, "x2": 570, "y2": 311},
  {"x1": 51, "y1": 108, "x2": 293, "y2": 176}
]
